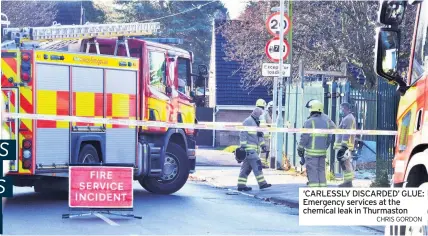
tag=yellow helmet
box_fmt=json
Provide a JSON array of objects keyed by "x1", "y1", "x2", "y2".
[
  {"x1": 306, "y1": 99, "x2": 323, "y2": 113},
  {"x1": 256, "y1": 99, "x2": 266, "y2": 108}
]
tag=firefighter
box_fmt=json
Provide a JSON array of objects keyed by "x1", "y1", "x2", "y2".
[
  {"x1": 237, "y1": 107, "x2": 272, "y2": 191},
  {"x1": 334, "y1": 102, "x2": 356, "y2": 187},
  {"x1": 297, "y1": 100, "x2": 334, "y2": 188},
  {"x1": 255, "y1": 98, "x2": 266, "y2": 110},
  {"x1": 259, "y1": 101, "x2": 273, "y2": 168}
]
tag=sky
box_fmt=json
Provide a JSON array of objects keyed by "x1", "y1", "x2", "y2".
[{"x1": 221, "y1": 0, "x2": 248, "y2": 19}]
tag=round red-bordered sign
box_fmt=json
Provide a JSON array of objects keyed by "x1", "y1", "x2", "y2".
[
  {"x1": 265, "y1": 37, "x2": 290, "y2": 63},
  {"x1": 265, "y1": 12, "x2": 291, "y2": 37}
]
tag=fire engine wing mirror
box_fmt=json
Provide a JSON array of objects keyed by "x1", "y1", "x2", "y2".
[
  {"x1": 374, "y1": 27, "x2": 407, "y2": 92},
  {"x1": 378, "y1": 0, "x2": 406, "y2": 26},
  {"x1": 194, "y1": 76, "x2": 205, "y2": 88},
  {"x1": 198, "y1": 65, "x2": 208, "y2": 76}
]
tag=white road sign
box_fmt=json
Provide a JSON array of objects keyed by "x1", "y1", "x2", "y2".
[
  {"x1": 262, "y1": 63, "x2": 291, "y2": 77},
  {"x1": 266, "y1": 12, "x2": 291, "y2": 36},
  {"x1": 265, "y1": 37, "x2": 290, "y2": 63}
]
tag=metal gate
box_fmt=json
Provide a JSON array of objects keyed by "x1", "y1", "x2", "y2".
[{"x1": 325, "y1": 79, "x2": 398, "y2": 175}]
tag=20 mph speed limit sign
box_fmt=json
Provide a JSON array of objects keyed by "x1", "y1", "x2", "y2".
[
  {"x1": 266, "y1": 12, "x2": 291, "y2": 36},
  {"x1": 265, "y1": 37, "x2": 290, "y2": 63}
]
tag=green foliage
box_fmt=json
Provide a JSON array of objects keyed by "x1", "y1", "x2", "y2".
[
  {"x1": 220, "y1": 1, "x2": 417, "y2": 90},
  {"x1": 370, "y1": 160, "x2": 390, "y2": 187},
  {"x1": 113, "y1": 1, "x2": 228, "y2": 70},
  {"x1": 2, "y1": 0, "x2": 106, "y2": 27},
  {"x1": 326, "y1": 170, "x2": 336, "y2": 181}
]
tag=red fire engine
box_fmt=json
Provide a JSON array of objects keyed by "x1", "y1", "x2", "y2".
[
  {"x1": 1, "y1": 21, "x2": 207, "y2": 195},
  {"x1": 375, "y1": 0, "x2": 428, "y2": 234}
]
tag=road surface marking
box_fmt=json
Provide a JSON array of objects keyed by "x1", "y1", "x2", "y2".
[{"x1": 94, "y1": 213, "x2": 119, "y2": 226}]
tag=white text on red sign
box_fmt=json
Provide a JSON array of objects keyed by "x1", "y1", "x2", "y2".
[{"x1": 69, "y1": 166, "x2": 133, "y2": 208}]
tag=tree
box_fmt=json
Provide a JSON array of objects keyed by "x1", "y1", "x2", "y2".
[
  {"x1": 220, "y1": 1, "x2": 416, "y2": 90},
  {"x1": 113, "y1": 0, "x2": 228, "y2": 70},
  {"x1": 1, "y1": 1, "x2": 58, "y2": 27},
  {"x1": 1, "y1": 0, "x2": 106, "y2": 27}
]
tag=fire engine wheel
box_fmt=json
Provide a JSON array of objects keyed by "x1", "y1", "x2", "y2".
[
  {"x1": 139, "y1": 143, "x2": 189, "y2": 195},
  {"x1": 78, "y1": 144, "x2": 100, "y2": 164}
]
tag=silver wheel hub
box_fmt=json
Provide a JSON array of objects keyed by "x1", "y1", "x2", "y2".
[{"x1": 161, "y1": 155, "x2": 178, "y2": 181}]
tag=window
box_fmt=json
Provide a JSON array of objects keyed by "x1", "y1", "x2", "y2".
[
  {"x1": 411, "y1": 0, "x2": 428, "y2": 84},
  {"x1": 149, "y1": 51, "x2": 166, "y2": 91},
  {"x1": 415, "y1": 109, "x2": 423, "y2": 132},
  {"x1": 398, "y1": 111, "x2": 412, "y2": 152},
  {"x1": 177, "y1": 57, "x2": 190, "y2": 94}
]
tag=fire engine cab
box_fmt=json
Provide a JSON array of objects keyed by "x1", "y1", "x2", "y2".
[
  {"x1": 0, "y1": 19, "x2": 207, "y2": 195},
  {"x1": 375, "y1": 0, "x2": 428, "y2": 235}
]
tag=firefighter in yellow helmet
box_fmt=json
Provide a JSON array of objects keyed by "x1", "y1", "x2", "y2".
[
  {"x1": 255, "y1": 99, "x2": 266, "y2": 109},
  {"x1": 259, "y1": 101, "x2": 273, "y2": 168},
  {"x1": 298, "y1": 100, "x2": 335, "y2": 187},
  {"x1": 237, "y1": 106, "x2": 272, "y2": 191},
  {"x1": 334, "y1": 102, "x2": 356, "y2": 187}
]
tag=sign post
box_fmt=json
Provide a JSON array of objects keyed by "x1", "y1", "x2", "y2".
[
  {"x1": 262, "y1": 63, "x2": 291, "y2": 77},
  {"x1": 63, "y1": 164, "x2": 141, "y2": 220},
  {"x1": 265, "y1": 8, "x2": 291, "y2": 170}
]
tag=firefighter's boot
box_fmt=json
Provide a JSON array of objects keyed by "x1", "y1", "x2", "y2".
[
  {"x1": 238, "y1": 186, "x2": 252, "y2": 191},
  {"x1": 338, "y1": 181, "x2": 353, "y2": 187},
  {"x1": 259, "y1": 183, "x2": 272, "y2": 189}
]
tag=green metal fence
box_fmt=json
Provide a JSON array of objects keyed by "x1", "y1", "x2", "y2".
[{"x1": 281, "y1": 78, "x2": 398, "y2": 176}]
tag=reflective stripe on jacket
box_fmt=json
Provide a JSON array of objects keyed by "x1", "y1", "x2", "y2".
[
  {"x1": 240, "y1": 116, "x2": 264, "y2": 152},
  {"x1": 298, "y1": 113, "x2": 333, "y2": 157},
  {"x1": 334, "y1": 113, "x2": 356, "y2": 150}
]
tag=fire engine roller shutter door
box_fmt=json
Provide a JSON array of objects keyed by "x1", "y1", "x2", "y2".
[
  {"x1": 35, "y1": 64, "x2": 70, "y2": 167},
  {"x1": 71, "y1": 66, "x2": 104, "y2": 127},
  {"x1": 105, "y1": 69, "x2": 137, "y2": 164}
]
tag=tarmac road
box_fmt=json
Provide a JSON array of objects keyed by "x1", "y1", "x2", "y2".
[{"x1": 3, "y1": 181, "x2": 381, "y2": 235}]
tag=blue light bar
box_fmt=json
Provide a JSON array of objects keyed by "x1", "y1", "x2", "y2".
[{"x1": 137, "y1": 37, "x2": 184, "y2": 45}]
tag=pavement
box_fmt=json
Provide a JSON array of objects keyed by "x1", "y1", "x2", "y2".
[
  {"x1": 190, "y1": 148, "x2": 386, "y2": 233},
  {"x1": 3, "y1": 182, "x2": 380, "y2": 235}
]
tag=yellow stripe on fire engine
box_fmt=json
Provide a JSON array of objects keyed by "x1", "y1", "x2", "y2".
[
  {"x1": 106, "y1": 93, "x2": 134, "y2": 128},
  {"x1": 36, "y1": 90, "x2": 68, "y2": 128},
  {"x1": 145, "y1": 97, "x2": 168, "y2": 131},
  {"x1": 180, "y1": 104, "x2": 195, "y2": 124},
  {"x1": 1, "y1": 58, "x2": 18, "y2": 84},
  {"x1": 1, "y1": 92, "x2": 17, "y2": 140},
  {"x1": 112, "y1": 94, "x2": 129, "y2": 117},
  {"x1": 35, "y1": 51, "x2": 139, "y2": 70}
]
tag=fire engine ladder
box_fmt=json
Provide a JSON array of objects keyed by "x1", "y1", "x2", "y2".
[{"x1": 2, "y1": 21, "x2": 161, "y2": 56}]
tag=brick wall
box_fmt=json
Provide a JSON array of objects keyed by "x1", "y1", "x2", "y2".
[{"x1": 215, "y1": 110, "x2": 251, "y2": 147}]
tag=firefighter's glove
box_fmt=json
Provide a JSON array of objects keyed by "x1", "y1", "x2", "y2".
[
  {"x1": 261, "y1": 144, "x2": 267, "y2": 153},
  {"x1": 257, "y1": 132, "x2": 264, "y2": 138},
  {"x1": 300, "y1": 156, "x2": 306, "y2": 166},
  {"x1": 336, "y1": 146, "x2": 348, "y2": 162},
  {"x1": 297, "y1": 147, "x2": 305, "y2": 158}
]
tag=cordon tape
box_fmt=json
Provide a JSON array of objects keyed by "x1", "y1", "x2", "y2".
[{"x1": 4, "y1": 112, "x2": 398, "y2": 136}]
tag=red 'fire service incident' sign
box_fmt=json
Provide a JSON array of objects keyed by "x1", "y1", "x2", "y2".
[{"x1": 69, "y1": 166, "x2": 133, "y2": 208}]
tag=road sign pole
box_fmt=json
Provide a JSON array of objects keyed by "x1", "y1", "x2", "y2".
[
  {"x1": 285, "y1": 0, "x2": 293, "y2": 166},
  {"x1": 276, "y1": 0, "x2": 285, "y2": 170},
  {"x1": 271, "y1": 76, "x2": 277, "y2": 169}
]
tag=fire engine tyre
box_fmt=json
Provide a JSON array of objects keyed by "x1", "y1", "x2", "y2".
[
  {"x1": 78, "y1": 144, "x2": 101, "y2": 164},
  {"x1": 139, "y1": 143, "x2": 189, "y2": 195}
]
